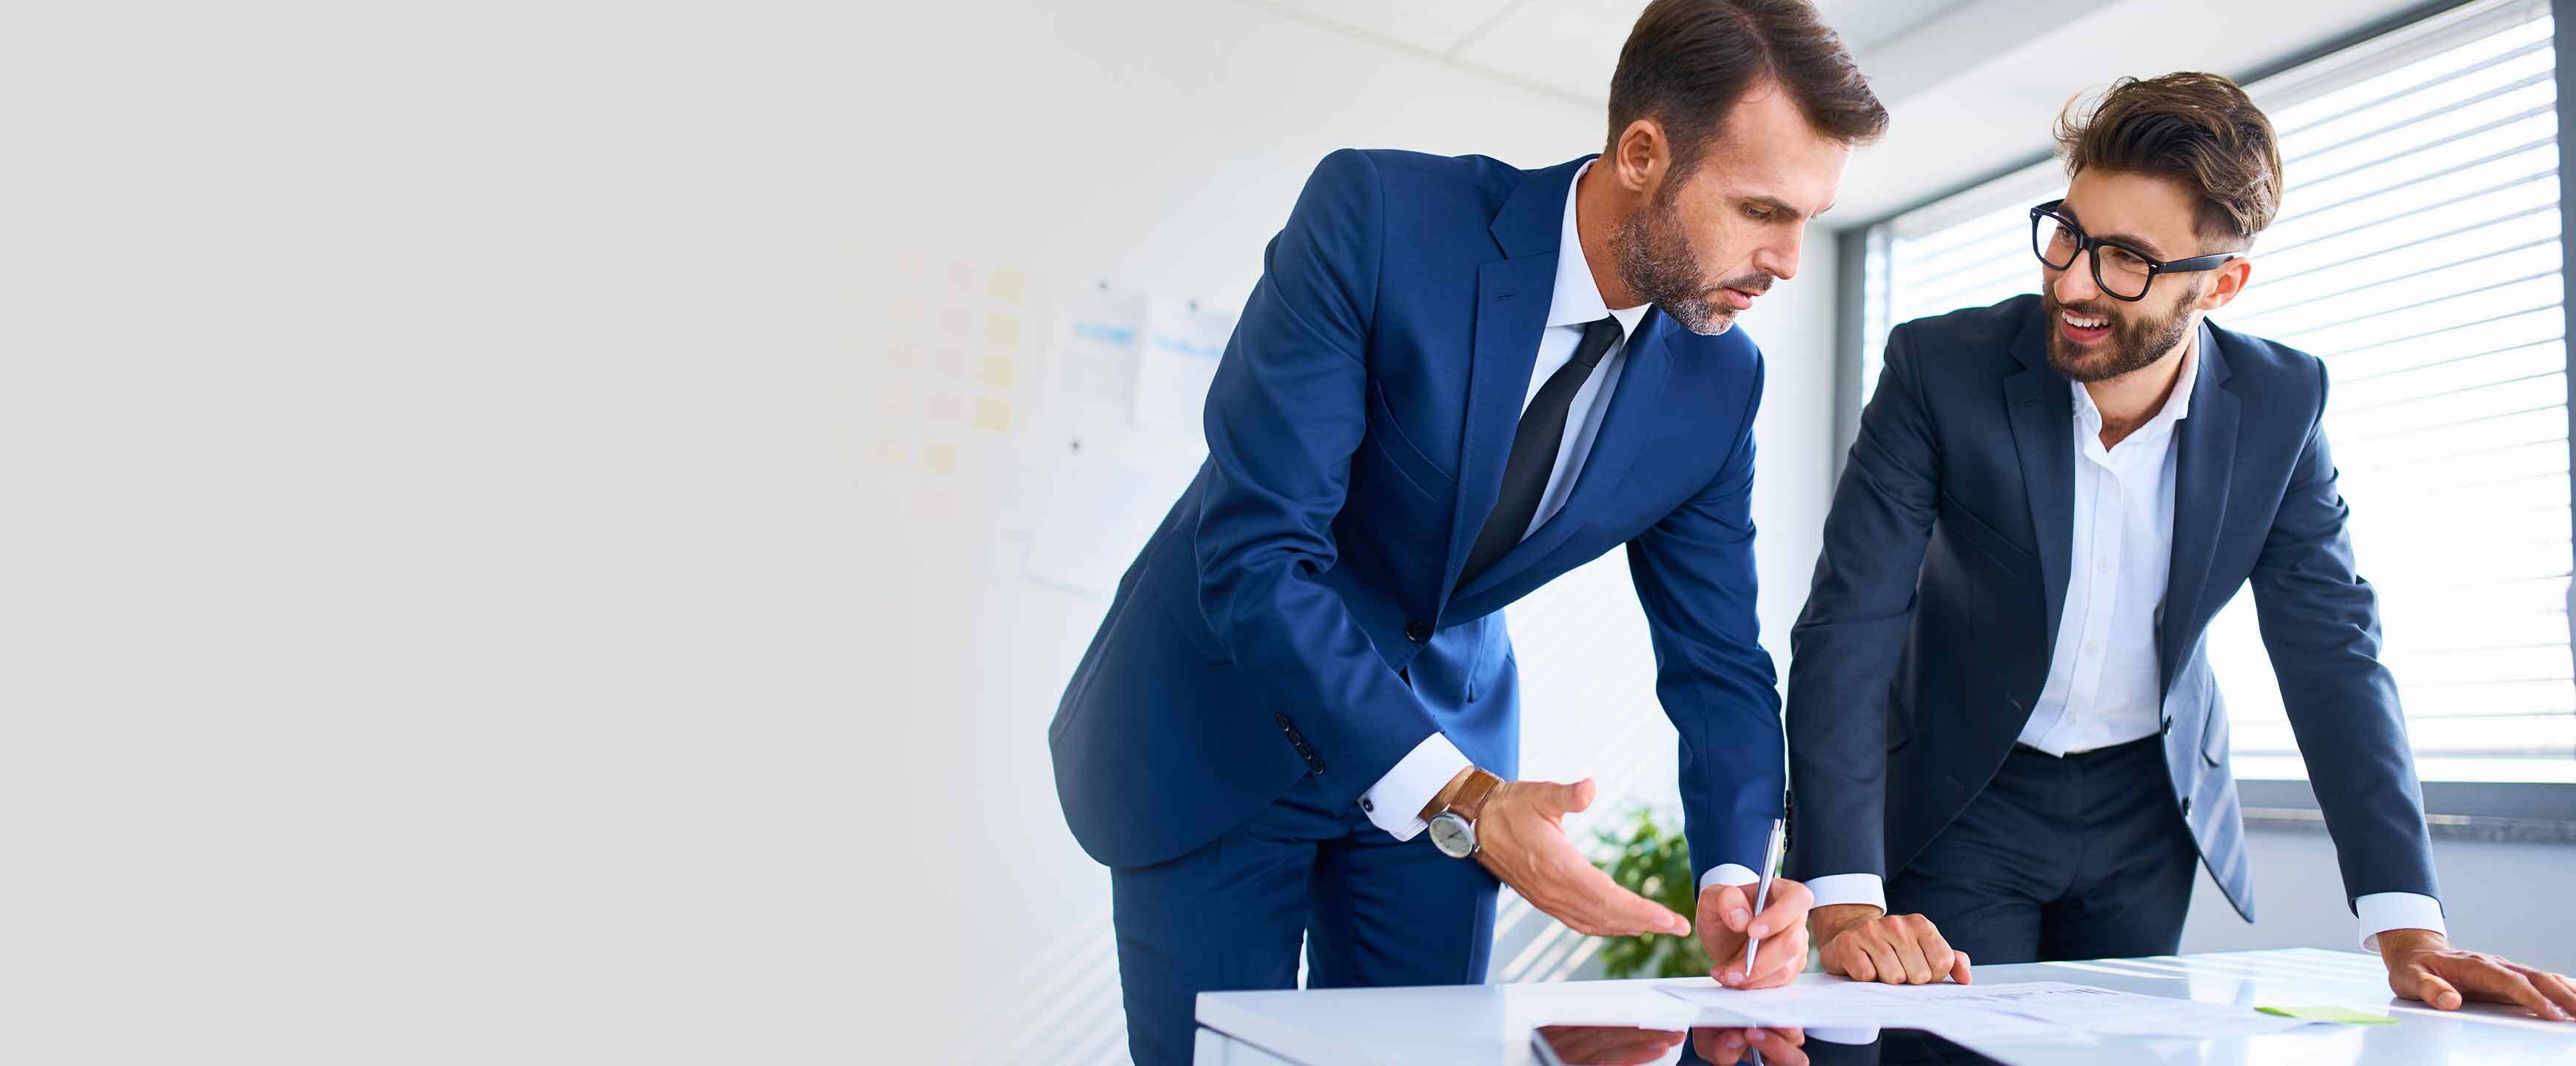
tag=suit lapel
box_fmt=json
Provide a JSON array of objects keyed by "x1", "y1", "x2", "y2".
[
  {"x1": 1452, "y1": 309, "x2": 1674, "y2": 606},
  {"x1": 2161, "y1": 322, "x2": 2238, "y2": 692},
  {"x1": 1438, "y1": 156, "x2": 1591, "y2": 606},
  {"x1": 2003, "y1": 309, "x2": 2076, "y2": 662}
]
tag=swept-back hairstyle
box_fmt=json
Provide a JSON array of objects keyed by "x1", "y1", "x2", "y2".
[
  {"x1": 1606, "y1": 0, "x2": 1888, "y2": 181},
  {"x1": 2056, "y1": 72, "x2": 2286, "y2": 245}
]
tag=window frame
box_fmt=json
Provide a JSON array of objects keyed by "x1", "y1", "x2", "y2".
[{"x1": 1824, "y1": 0, "x2": 2576, "y2": 823}]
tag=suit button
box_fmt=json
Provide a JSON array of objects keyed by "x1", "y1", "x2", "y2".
[{"x1": 1404, "y1": 620, "x2": 1431, "y2": 643}]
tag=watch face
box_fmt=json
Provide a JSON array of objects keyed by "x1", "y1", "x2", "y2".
[{"x1": 1429, "y1": 812, "x2": 1475, "y2": 858}]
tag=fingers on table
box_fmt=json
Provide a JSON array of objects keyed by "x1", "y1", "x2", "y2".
[
  {"x1": 1835, "y1": 939, "x2": 1877, "y2": 982},
  {"x1": 2402, "y1": 963, "x2": 2464, "y2": 1010},
  {"x1": 1906, "y1": 915, "x2": 1959, "y2": 983},
  {"x1": 2520, "y1": 966, "x2": 2576, "y2": 1019},
  {"x1": 2461, "y1": 956, "x2": 2575, "y2": 1022},
  {"x1": 1862, "y1": 929, "x2": 1908, "y2": 985},
  {"x1": 1891, "y1": 927, "x2": 1936, "y2": 984}
]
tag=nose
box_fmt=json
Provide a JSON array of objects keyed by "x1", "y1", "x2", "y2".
[
  {"x1": 2050, "y1": 254, "x2": 2102, "y2": 304},
  {"x1": 1756, "y1": 228, "x2": 1802, "y2": 283}
]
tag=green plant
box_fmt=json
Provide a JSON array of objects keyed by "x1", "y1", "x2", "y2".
[{"x1": 1592, "y1": 805, "x2": 1711, "y2": 979}]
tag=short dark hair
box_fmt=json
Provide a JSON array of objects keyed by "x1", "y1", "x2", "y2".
[
  {"x1": 2055, "y1": 72, "x2": 2284, "y2": 246},
  {"x1": 1605, "y1": 0, "x2": 1888, "y2": 181}
]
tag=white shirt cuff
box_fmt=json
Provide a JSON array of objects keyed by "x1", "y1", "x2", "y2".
[
  {"x1": 1697, "y1": 863, "x2": 1758, "y2": 894},
  {"x1": 1358, "y1": 734, "x2": 1470, "y2": 840},
  {"x1": 2356, "y1": 892, "x2": 2446, "y2": 951},
  {"x1": 1806, "y1": 873, "x2": 1888, "y2": 913}
]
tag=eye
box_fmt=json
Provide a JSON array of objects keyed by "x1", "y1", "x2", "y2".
[
  {"x1": 2104, "y1": 246, "x2": 2148, "y2": 269},
  {"x1": 1743, "y1": 204, "x2": 1775, "y2": 221}
]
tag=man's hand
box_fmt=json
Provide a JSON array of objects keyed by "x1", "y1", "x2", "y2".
[
  {"x1": 1698, "y1": 877, "x2": 1813, "y2": 988},
  {"x1": 2379, "y1": 929, "x2": 2576, "y2": 1022},
  {"x1": 1532, "y1": 1025, "x2": 1686, "y2": 1066},
  {"x1": 1691, "y1": 1026, "x2": 1806, "y2": 1066},
  {"x1": 1473, "y1": 777, "x2": 1691, "y2": 937},
  {"x1": 1812, "y1": 903, "x2": 1971, "y2": 985}
]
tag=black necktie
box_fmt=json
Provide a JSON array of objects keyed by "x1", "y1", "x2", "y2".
[{"x1": 1460, "y1": 315, "x2": 1625, "y2": 580}]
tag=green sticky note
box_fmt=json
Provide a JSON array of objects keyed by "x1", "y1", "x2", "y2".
[{"x1": 2258, "y1": 1005, "x2": 2398, "y2": 1025}]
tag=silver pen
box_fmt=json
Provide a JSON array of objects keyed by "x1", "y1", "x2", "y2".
[{"x1": 1741, "y1": 817, "x2": 1788, "y2": 978}]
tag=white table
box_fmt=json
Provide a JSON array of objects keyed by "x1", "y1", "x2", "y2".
[{"x1": 1194, "y1": 948, "x2": 2576, "y2": 1065}]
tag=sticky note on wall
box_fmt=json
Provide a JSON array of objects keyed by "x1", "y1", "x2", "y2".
[{"x1": 975, "y1": 398, "x2": 1012, "y2": 433}]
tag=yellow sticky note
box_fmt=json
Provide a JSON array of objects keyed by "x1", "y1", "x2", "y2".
[
  {"x1": 920, "y1": 440, "x2": 956, "y2": 475},
  {"x1": 985, "y1": 312, "x2": 1022, "y2": 348},
  {"x1": 988, "y1": 268, "x2": 1027, "y2": 304},
  {"x1": 979, "y1": 353, "x2": 1016, "y2": 389},
  {"x1": 974, "y1": 397, "x2": 1012, "y2": 433},
  {"x1": 2257, "y1": 1006, "x2": 2396, "y2": 1025}
]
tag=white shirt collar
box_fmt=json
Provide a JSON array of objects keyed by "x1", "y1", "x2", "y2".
[
  {"x1": 1549, "y1": 159, "x2": 1652, "y2": 340},
  {"x1": 2071, "y1": 322, "x2": 2201, "y2": 432}
]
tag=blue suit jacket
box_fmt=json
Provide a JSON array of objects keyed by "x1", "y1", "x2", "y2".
[
  {"x1": 1785, "y1": 294, "x2": 2441, "y2": 920},
  {"x1": 1050, "y1": 150, "x2": 1783, "y2": 880}
]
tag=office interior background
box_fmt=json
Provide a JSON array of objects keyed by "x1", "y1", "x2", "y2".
[
  {"x1": 7, "y1": 0, "x2": 2570, "y2": 1062},
  {"x1": 868, "y1": 0, "x2": 2576, "y2": 1060}
]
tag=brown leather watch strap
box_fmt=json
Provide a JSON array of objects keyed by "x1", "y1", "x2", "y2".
[{"x1": 1421, "y1": 766, "x2": 1504, "y2": 823}]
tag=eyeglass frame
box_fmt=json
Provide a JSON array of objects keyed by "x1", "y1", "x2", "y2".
[{"x1": 2028, "y1": 198, "x2": 2239, "y2": 302}]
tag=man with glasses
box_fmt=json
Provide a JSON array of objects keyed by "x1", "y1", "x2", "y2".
[{"x1": 1783, "y1": 72, "x2": 2576, "y2": 1019}]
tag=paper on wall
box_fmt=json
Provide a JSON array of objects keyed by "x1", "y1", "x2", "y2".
[{"x1": 1133, "y1": 296, "x2": 1232, "y2": 443}]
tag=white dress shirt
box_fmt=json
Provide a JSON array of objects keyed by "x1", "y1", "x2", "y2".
[
  {"x1": 1806, "y1": 335, "x2": 2445, "y2": 949},
  {"x1": 1349, "y1": 161, "x2": 1760, "y2": 889}
]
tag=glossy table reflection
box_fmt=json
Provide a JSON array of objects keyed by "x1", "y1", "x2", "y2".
[{"x1": 1194, "y1": 948, "x2": 2576, "y2": 1065}]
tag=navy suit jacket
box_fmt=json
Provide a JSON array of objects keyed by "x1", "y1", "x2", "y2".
[
  {"x1": 1785, "y1": 294, "x2": 2440, "y2": 920},
  {"x1": 1050, "y1": 151, "x2": 1783, "y2": 881}
]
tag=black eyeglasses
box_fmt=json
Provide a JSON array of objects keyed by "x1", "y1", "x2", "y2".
[{"x1": 2029, "y1": 199, "x2": 2237, "y2": 301}]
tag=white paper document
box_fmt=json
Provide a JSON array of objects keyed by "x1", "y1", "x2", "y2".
[
  {"x1": 1660, "y1": 979, "x2": 2315, "y2": 1042},
  {"x1": 1876, "y1": 981, "x2": 2315, "y2": 1038},
  {"x1": 1657, "y1": 982, "x2": 2092, "y2": 1044}
]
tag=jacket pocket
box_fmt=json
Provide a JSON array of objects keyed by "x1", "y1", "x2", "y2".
[
  {"x1": 2201, "y1": 689, "x2": 2231, "y2": 765},
  {"x1": 1363, "y1": 379, "x2": 1455, "y2": 501},
  {"x1": 1938, "y1": 490, "x2": 2037, "y2": 577}
]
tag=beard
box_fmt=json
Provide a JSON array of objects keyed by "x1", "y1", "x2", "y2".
[
  {"x1": 1610, "y1": 184, "x2": 1769, "y2": 337},
  {"x1": 2044, "y1": 281, "x2": 2197, "y2": 383}
]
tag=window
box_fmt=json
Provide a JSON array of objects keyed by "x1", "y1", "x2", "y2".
[{"x1": 1849, "y1": 0, "x2": 2575, "y2": 784}]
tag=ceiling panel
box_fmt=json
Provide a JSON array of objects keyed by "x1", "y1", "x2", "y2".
[
  {"x1": 1452, "y1": 0, "x2": 1976, "y2": 105},
  {"x1": 1816, "y1": 0, "x2": 1973, "y2": 53},
  {"x1": 1451, "y1": 0, "x2": 1642, "y2": 103},
  {"x1": 1255, "y1": 0, "x2": 1525, "y2": 56}
]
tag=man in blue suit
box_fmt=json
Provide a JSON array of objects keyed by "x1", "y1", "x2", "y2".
[
  {"x1": 1786, "y1": 73, "x2": 2576, "y2": 1019},
  {"x1": 1048, "y1": 3, "x2": 1887, "y2": 1061}
]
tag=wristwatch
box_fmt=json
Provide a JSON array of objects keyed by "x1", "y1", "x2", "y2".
[{"x1": 1423, "y1": 767, "x2": 1505, "y2": 859}]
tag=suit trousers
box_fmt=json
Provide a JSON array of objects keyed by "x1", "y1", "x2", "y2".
[
  {"x1": 1107, "y1": 772, "x2": 1498, "y2": 1066},
  {"x1": 1886, "y1": 734, "x2": 2201, "y2": 964}
]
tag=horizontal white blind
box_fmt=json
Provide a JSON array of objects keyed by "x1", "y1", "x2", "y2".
[{"x1": 1854, "y1": 0, "x2": 2575, "y2": 782}]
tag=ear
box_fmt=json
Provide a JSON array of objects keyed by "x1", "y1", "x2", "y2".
[
  {"x1": 1611, "y1": 118, "x2": 1668, "y2": 195},
  {"x1": 2198, "y1": 256, "x2": 2253, "y2": 311}
]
